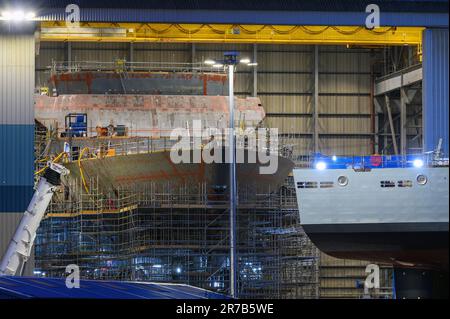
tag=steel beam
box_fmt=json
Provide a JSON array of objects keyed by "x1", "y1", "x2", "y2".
[
  {"x1": 400, "y1": 88, "x2": 407, "y2": 156},
  {"x1": 374, "y1": 65, "x2": 422, "y2": 96},
  {"x1": 385, "y1": 95, "x2": 399, "y2": 155},
  {"x1": 39, "y1": 22, "x2": 424, "y2": 46},
  {"x1": 129, "y1": 42, "x2": 134, "y2": 62},
  {"x1": 313, "y1": 45, "x2": 319, "y2": 153},
  {"x1": 191, "y1": 43, "x2": 196, "y2": 64},
  {"x1": 252, "y1": 44, "x2": 257, "y2": 97},
  {"x1": 64, "y1": 41, "x2": 72, "y2": 71},
  {"x1": 228, "y1": 64, "x2": 237, "y2": 299}
]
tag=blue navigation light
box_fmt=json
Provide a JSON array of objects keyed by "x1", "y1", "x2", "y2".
[
  {"x1": 315, "y1": 161, "x2": 327, "y2": 170},
  {"x1": 413, "y1": 159, "x2": 424, "y2": 168}
]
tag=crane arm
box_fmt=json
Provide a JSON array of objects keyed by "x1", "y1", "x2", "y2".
[{"x1": 0, "y1": 162, "x2": 69, "y2": 276}]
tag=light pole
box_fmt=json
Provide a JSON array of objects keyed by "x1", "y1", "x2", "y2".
[
  {"x1": 204, "y1": 52, "x2": 257, "y2": 299},
  {"x1": 224, "y1": 52, "x2": 238, "y2": 299}
]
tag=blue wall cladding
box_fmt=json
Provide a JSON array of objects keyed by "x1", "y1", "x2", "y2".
[
  {"x1": 423, "y1": 28, "x2": 449, "y2": 157},
  {"x1": 0, "y1": 125, "x2": 35, "y2": 212},
  {"x1": 0, "y1": 33, "x2": 35, "y2": 212}
]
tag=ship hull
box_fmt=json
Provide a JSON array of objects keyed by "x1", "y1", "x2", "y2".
[
  {"x1": 294, "y1": 167, "x2": 449, "y2": 270},
  {"x1": 35, "y1": 94, "x2": 265, "y2": 138},
  {"x1": 303, "y1": 222, "x2": 448, "y2": 270},
  {"x1": 63, "y1": 148, "x2": 294, "y2": 196}
]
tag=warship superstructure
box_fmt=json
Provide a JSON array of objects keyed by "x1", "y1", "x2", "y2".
[{"x1": 35, "y1": 62, "x2": 294, "y2": 195}]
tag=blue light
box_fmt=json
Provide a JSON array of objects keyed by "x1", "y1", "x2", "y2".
[
  {"x1": 332, "y1": 155, "x2": 337, "y2": 161},
  {"x1": 176, "y1": 267, "x2": 182, "y2": 274},
  {"x1": 413, "y1": 159, "x2": 424, "y2": 168},
  {"x1": 315, "y1": 161, "x2": 327, "y2": 170}
]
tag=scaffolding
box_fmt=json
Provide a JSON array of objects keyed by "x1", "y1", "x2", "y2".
[
  {"x1": 319, "y1": 253, "x2": 393, "y2": 299},
  {"x1": 35, "y1": 176, "x2": 320, "y2": 299},
  {"x1": 32, "y1": 131, "x2": 393, "y2": 299}
]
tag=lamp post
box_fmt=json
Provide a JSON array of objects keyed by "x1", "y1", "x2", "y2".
[
  {"x1": 224, "y1": 52, "x2": 238, "y2": 299},
  {"x1": 204, "y1": 52, "x2": 257, "y2": 299}
]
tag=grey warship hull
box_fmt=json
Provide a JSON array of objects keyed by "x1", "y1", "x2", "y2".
[{"x1": 294, "y1": 167, "x2": 449, "y2": 270}]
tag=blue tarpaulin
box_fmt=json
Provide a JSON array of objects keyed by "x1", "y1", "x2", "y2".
[{"x1": 0, "y1": 276, "x2": 230, "y2": 299}]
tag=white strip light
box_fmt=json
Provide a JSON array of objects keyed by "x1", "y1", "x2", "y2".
[{"x1": 1, "y1": 10, "x2": 36, "y2": 21}]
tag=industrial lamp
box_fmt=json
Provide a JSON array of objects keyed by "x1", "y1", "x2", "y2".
[{"x1": 0, "y1": 10, "x2": 36, "y2": 21}]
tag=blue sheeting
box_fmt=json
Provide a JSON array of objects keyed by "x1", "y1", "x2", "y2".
[
  {"x1": 1, "y1": 0, "x2": 447, "y2": 27},
  {"x1": 0, "y1": 276, "x2": 230, "y2": 299},
  {"x1": 423, "y1": 28, "x2": 449, "y2": 157},
  {"x1": 0, "y1": 124, "x2": 34, "y2": 212}
]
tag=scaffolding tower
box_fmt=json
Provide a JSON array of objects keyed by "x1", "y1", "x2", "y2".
[{"x1": 35, "y1": 176, "x2": 320, "y2": 299}]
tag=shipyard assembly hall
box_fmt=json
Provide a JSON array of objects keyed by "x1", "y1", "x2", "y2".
[{"x1": 0, "y1": 0, "x2": 448, "y2": 304}]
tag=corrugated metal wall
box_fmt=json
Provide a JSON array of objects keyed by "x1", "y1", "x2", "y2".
[
  {"x1": 422, "y1": 28, "x2": 449, "y2": 156},
  {"x1": 36, "y1": 42, "x2": 374, "y2": 156},
  {"x1": 319, "y1": 46, "x2": 372, "y2": 155},
  {"x1": 0, "y1": 34, "x2": 35, "y2": 212},
  {"x1": 256, "y1": 45, "x2": 314, "y2": 155},
  {"x1": 0, "y1": 33, "x2": 36, "y2": 276}
]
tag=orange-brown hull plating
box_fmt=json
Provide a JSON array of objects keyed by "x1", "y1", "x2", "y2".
[
  {"x1": 35, "y1": 94, "x2": 265, "y2": 138},
  {"x1": 63, "y1": 149, "x2": 295, "y2": 196}
]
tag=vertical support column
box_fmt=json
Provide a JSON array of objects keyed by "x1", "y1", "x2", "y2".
[
  {"x1": 370, "y1": 58, "x2": 376, "y2": 154},
  {"x1": 64, "y1": 41, "x2": 72, "y2": 71},
  {"x1": 191, "y1": 43, "x2": 197, "y2": 74},
  {"x1": 400, "y1": 88, "x2": 407, "y2": 156},
  {"x1": 385, "y1": 95, "x2": 399, "y2": 155},
  {"x1": 0, "y1": 28, "x2": 36, "y2": 276},
  {"x1": 313, "y1": 45, "x2": 319, "y2": 153},
  {"x1": 129, "y1": 42, "x2": 134, "y2": 71},
  {"x1": 252, "y1": 44, "x2": 257, "y2": 97},
  {"x1": 374, "y1": 113, "x2": 379, "y2": 154},
  {"x1": 374, "y1": 97, "x2": 383, "y2": 154},
  {"x1": 129, "y1": 42, "x2": 134, "y2": 62},
  {"x1": 191, "y1": 43, "x2": 196, "y2": 65}
]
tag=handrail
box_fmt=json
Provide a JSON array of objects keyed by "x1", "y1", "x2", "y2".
[
  {"x1": 58, "y1": 134, "x2": 291, "y2": 163},
  {"x1": 50, "y1": 60, "x2": 227, "y2": 74}
]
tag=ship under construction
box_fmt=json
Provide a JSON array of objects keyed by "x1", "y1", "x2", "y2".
[{"x1": 32, "y1": 61, "x2": 326, "y2": 299}]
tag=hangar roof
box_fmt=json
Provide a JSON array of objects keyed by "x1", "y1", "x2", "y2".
[
  {"x1": 0, "y1": 1, "x2": 448, "y2": 27},
  {"x1": 0, "y1": 0, "x2": 448, "y2": 13}
]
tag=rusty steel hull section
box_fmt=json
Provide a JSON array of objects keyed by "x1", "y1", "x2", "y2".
[
  {"x1": 50, "y1": 71, "x2": 228, "y2": 95},
  {"x1": 35, "y1": 94, "x2": 265, "y2": 137}
]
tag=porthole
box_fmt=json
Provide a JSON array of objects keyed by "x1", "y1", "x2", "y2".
[
  {"x1": 337, "y1": 176, "x2": 348, "y2": 186},
  {"x1": 417, "y1": 174, "x2": 427, "y2": 185}
]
